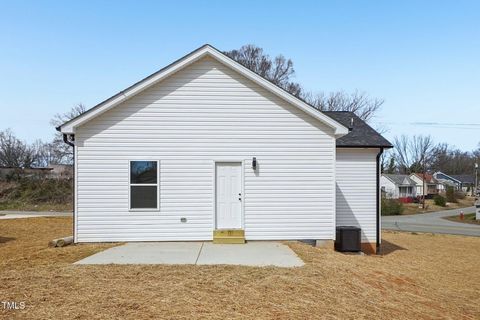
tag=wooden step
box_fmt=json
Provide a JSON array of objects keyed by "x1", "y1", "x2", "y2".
[
  {"x1": 213, "y1": 229, "x2": 245, "y2": 244},
  {"x1": 213, "y1": 229, "x2": 245, "y2": 237}
]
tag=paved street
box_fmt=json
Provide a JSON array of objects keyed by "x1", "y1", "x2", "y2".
[
  {"x1": 382, "y1": 206, "x2": 479, "y2": 236},
  {"x1": 0, "y1": 210, "x2": 72, "y2": 219}
]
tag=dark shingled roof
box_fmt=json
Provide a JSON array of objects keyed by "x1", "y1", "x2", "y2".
[
  {"x1": 323, "y1": 111, "x2": 393, "y2": 148},
  {"x1": 450, "y1": 175, "x2": 475, "y2": 184}
]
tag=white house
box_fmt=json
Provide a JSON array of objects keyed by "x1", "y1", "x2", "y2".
[
  {"x1": 57, "y1": 44, "x2": 392, "y2": 254},
  {"x1": 409, "y1": 173, "x2": 439, "y2": 197},
  {"x1": 381, "y1": 174, "x2": 417, "y2": 200}
]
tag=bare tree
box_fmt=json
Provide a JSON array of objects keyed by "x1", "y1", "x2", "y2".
[
  {"x1": 304, "y1": 90, "x2": 384, "y2": 122},
  {"x1": 411, "y1": 135, "x2": 435, "y2": 169},
  {"x1": 392, "y1": 135, "x2": 411, "y2": 174},
  {"x1": 49, "y1": 103, "x2": 86, "y2": 164},
  {"x1": 31, "y1": 140, "x2": 59, "y2": 168},
  {"x1": 0, "y1": 129, "x2": 38, "y2": 167},
  {"x1": 225, "y1": 44, "x2": 384, "y2": 121},
  {"x1": 392, "y1": 134, "x2": 435, "y2": 209},
  {"x1": 472, "y1": 143, "x2": 480, "y2": 159},
  {"x1": 430, "y1": 143, "x2": 478, "y2": 175},
  {"x1": 411, "y1": 135, "x2": 435, "y2": 209},
  {"x1": 393, "y1": 135, "x2": 435, "y2": 174},
  {"x1": 224, "y1": 45, "x2": 303, "y2": 97},
  {"x1": 380, "y1": 149, "x2": 396, "y2": 174}
]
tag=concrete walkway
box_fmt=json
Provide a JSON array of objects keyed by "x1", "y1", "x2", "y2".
[
  {"x1": 75, "y1": 242, "x2": 304, "y2": 267},
  {"x1": 0, "y1": 210, "x2": 72, "y2": 220},
  {"x1": 382, "y1": 206, "x2": 480, "y2": 236}
]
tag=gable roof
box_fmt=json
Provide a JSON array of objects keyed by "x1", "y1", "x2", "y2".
[
  {"x1": 58, "y1": 44, "x2": 348, "y2": 136},
  {"x1": 383, "y1": 174, "x2": 417, "y2": 186},
  {"x1": 323, "y1": 111, "x2": 392, "y2": 148},
  {"x1": 450, "y1": 174, "x2": 475, "y2": 184},
  {"x1": 411, "y1": 173, "x2": 438, "y2": 184},
  {"x1": 434, "y1": 171, "x2": 462, "y2": 184}
]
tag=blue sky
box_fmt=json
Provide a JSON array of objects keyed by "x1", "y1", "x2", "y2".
[{"x1": 1, "y1": 1, "x2": 479, "y2": 150}]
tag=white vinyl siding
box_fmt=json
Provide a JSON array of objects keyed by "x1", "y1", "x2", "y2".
[
  {"x1": 74, "y1": 56, "x2": 336, "y2": 242},
  {"x1": 409, "y1": 174, "x2": 423, "y2": 196},
  {"x1": 336, "y1": 148, "x2": 379, "y2": 244}
]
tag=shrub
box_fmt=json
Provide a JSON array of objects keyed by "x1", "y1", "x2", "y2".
[
  {"x1": 446, "y1": 186, "x2": 457, "y2": 203},
  {"x1": 0, "y1": 177, "x2": 72, "y2": 208},
  {"x1": 455, "y1": 191, "x2": 466, "y2": 200},
  {"x1": 433, "y1": 195, "x2": 446, "y2": 207},
  {"x1": 381, "y1": 198, "x2": 404, "y2": 216}
]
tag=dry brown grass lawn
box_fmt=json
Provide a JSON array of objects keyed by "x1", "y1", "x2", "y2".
[
  {"x1": 1, "y1": 217, "x2": 479, "y2": 320},
  {"x1": 402, "y1": 196, "x2": 475, "y2": 215}
]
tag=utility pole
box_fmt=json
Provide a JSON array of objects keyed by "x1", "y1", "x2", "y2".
[
  {"x1": 475, "y1": 163, "x2": 479, "y2": 221},
  {"x1": 422, "y1": 157, "x2": 426, "y2": 210},
  {"x1": 475, "y1": 163, "x2": 478, "y2": 196}
]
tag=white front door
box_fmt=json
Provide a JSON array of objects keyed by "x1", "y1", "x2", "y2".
[{"x1": 216, "y1": 162, "x2": 242, "y2": 229}]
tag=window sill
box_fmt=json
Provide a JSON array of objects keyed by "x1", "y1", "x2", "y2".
[{"x1": 129, "y1": 208, "x2": 160, "y2": 212}]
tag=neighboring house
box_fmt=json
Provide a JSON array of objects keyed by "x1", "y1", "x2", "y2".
[
  {"x1": 433, "y1": 171, "x2": 474, "y2": 194},
  {"x1": 381, "y1": 174, "x2": 417, "y2": 201},
  {"x1": 434, "y1": 172, "x2": 462, "y2": 191},
  {"x1": 409, "y1": 173, "x2": 439, "y2": 197},
  {"x1": 450, "y1": 175, "x2": 475, "y2": 195},
  {"x1": 57, "y1": 44, "x2": 392, "y2": 254}
]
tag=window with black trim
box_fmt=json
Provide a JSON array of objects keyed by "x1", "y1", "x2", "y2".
[{"x1": 129, "y1": 161, "x2": 158, "y2": 209}]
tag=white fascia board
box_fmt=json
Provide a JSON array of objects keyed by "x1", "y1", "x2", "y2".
[
  {"x1": 60, "y1": 45, "x2": 348, "y2": 136},
  {"x1": 409, "y1": 174, "x2": 421, "y2": 183}
]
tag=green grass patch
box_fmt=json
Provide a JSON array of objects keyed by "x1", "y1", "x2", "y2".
[{"x1": 443, "y1": 213, "x2": 480, "y2": 225}]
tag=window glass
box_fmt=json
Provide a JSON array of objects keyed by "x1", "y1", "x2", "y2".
[
  {"x1": 130, "y1": 161, "x2": 157, "y2": 184},
  {"x1": 130, "y1": 161, "x2": 158, "y2": 209},
  {"x1": 130, "y1": 186, "x2": 157, "y2": 209}
]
